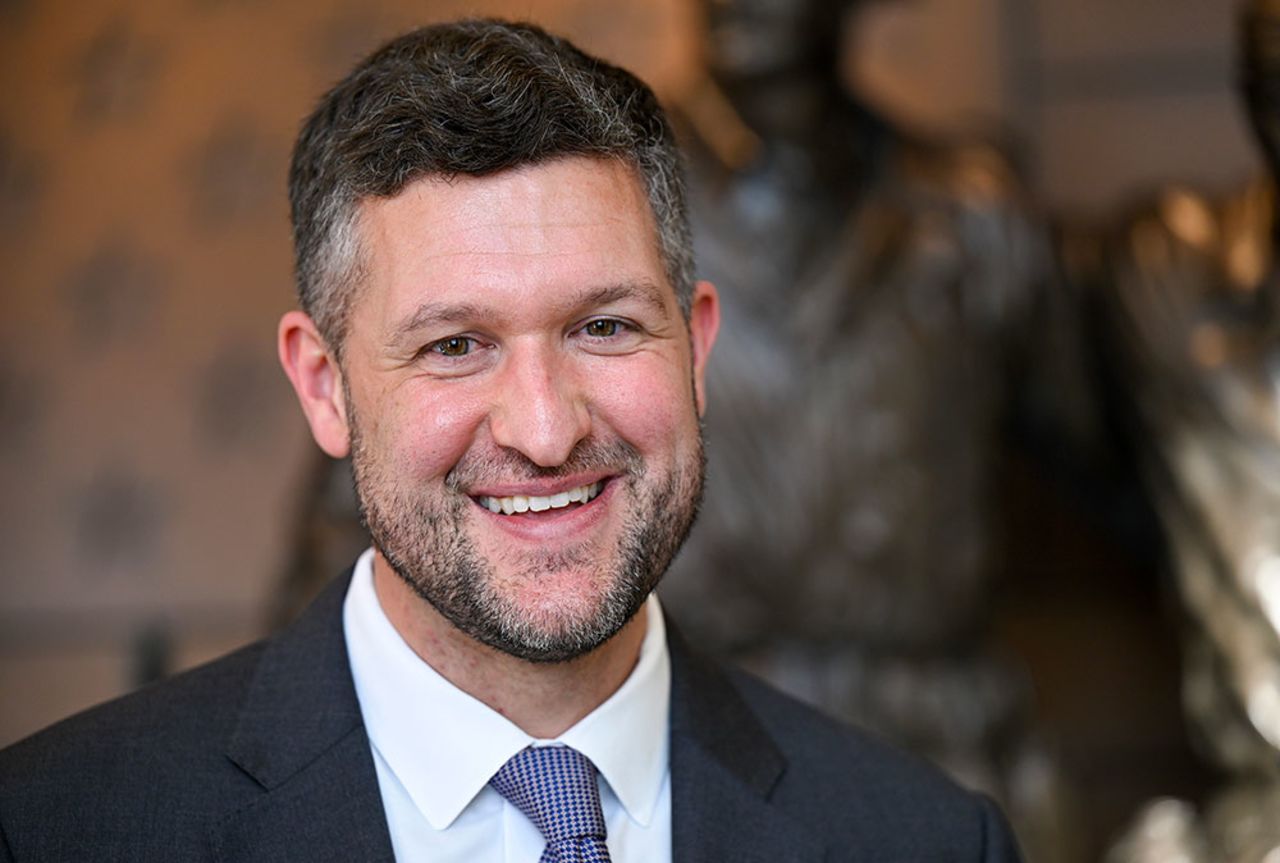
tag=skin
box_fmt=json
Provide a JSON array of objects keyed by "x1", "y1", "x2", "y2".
[{"x1": 279, "y1": 156, "x2": 720, "y2": 737}]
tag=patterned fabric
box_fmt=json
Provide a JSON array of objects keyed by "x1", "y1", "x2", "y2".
[{"x1": 489, "y1": 745, "x2": 612, "y2": 863}]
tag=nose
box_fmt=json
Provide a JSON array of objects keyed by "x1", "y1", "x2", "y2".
[{"x1": 488, "y1": 342, "x2": 591, "y2": 467}]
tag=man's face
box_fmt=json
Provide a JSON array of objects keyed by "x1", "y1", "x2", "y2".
[{"x1": 335, "y1": 157, "x2": 718, "y2": 663}]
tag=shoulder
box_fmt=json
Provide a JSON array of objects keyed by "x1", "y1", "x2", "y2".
[
  {"x1": 1, "y1": 638, "x2": 265, "y2": 772},
  {"x1": 728, "y1": 666, "x2": 1020, "y2": 860},
  {"x1": 869, "y1": 131, "x2": 1049, "y2": 325},
  {"x1": 1112, "y1": 180, "x2": 1269, "y2": 281},
  {"x1": 890, "y1": 131, "x2": 1028, "y2": 209},
  {"x1": 0, "y1": 640, "x2": 268, "y2": 859},
  {"x1": 730, "y1": 665, "x2": 962, "y2": 798},
  {"x1": 885, "y1": 130, "x2": 1043, "y2": 274},
  {"x1": 669, "y1": 629, "x2": 1020, "y2": 860}
]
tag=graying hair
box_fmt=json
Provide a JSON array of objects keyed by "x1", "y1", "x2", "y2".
[{"x1": 288, "y1": 18, "x2": 694, "y2": 353}]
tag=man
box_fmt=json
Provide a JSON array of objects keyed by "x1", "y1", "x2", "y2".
[{"x1": 0, "y1": 19, "x2": 1020, "y2": 862}]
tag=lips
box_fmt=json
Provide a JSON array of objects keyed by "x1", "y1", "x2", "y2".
[{"x1": 476, "y1": 481, "x2": 604, "y2": 515}]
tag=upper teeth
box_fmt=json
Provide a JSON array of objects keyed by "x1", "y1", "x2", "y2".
[{"x1": 479, "y1": 482, "x2": 603, "y2": 515}]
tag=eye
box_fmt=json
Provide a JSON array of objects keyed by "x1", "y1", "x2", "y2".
[
  {"x1": 582, "y1": 319, "x2": 622, "y2": 338},
  {"x1": 413, "y1": 333, "x2": 493, "y2": 377},
  {"x1": 429, "y1": 336, "x2": 474, "y2": 357}
]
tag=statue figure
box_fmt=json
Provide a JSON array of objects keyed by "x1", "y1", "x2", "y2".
[
  {"x1": 1080, "y1": 3, "x2": 1280, "y2": 860},
  {"x1": 661, "y1": 0, "x2": 1067, "y2": 856}
]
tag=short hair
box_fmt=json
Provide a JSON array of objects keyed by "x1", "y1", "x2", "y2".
[{"x1": 288, "y1": 18, "x2": 694, "y2": 354}]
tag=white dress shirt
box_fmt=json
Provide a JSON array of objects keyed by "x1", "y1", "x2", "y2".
[{"x1": 343, "y1": 548, "x2": 673, "y2": 862}]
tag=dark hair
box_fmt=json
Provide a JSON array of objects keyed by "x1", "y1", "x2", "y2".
[{"x1": 288, "y1": 18, "x2": 694, "y2": 353}]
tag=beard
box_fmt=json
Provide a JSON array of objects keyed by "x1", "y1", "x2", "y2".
[{"x1": 347, "y1": 402, "x2": 706, "y2": 664}]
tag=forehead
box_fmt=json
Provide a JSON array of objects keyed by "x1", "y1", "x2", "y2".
[{"x1": 351, "y1": 157, "x2": 672, "y2": 325}]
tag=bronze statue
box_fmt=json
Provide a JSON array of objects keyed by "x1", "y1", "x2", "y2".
[
  {"x1": 1081, "y1": 3, "x2": 1280, "y2": 860},
  {"x1": 661, "y1": 0, "x2": 1066, "y2": 855}
]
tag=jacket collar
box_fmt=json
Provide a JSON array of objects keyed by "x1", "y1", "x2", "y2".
[
  {"x1": 217, "y1": 570, "x2": 396, "y2": 862},
  {"x1": 667, "y1": 625, "x2": 827, "y2": 862},
  {"x1": 216, "y1": 572, "x2": 822, "y2": 862}
]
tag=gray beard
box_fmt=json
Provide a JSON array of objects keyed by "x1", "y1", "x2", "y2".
[{"x1": 347, "y1": 410, "x2": 705, "y2": 663}]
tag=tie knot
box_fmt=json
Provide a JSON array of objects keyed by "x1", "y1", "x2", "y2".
[{"x1": 489, "y1": 745, "x2": 608, "y2": 850}]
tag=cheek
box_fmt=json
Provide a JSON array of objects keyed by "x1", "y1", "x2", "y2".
[
  {"x1": 372, "y1": 384, "x2": 490, "y2": 478},
  {"x1": 590, "y1": 358, "x2": 697, "y2": 454}
]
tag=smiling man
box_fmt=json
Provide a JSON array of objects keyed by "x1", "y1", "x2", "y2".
[
  {"x1": 0, "y1": 20, "x2": 1020, "y2": 862},
  {"x1": 308, "y1": 158, "x2": 713, "y2": 674}
]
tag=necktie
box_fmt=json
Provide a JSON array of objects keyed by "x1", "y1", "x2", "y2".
[{"x1": 489, "y1": 745, "x2": 613, "y2": 863}]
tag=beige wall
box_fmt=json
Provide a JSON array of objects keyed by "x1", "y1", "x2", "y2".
[
  {"x1": 1027, "y1": 0, "x2": 1257, "y2": 212},
  {"x1": 851, "y1": 0, "x2": 1256, "y2": 213}
]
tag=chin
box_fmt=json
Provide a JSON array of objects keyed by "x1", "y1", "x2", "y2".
[{"x1": 479, "y1": 580, "x2": 646, "y2": 664}]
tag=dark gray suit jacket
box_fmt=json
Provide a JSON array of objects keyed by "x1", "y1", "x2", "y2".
[{"x1": 0, "y1": 572, "x2": 1021, "y2": 861}]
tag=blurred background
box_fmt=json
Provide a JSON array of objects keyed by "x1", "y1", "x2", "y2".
[{"x1": 0, "y1": 0, "x2": 1263, "y2": 860}]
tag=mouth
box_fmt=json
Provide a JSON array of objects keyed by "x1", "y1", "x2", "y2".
[{"x1": 475, "y1": 480, "x2": 605, "y2": 516}]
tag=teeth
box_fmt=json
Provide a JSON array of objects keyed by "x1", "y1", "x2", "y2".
[{"x1": 479, "y1": 482, "x2": 602, "y2": 515}]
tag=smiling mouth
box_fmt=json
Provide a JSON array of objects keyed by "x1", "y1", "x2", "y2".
[{"x1": 476, "y1": 481, "x2": 604, "y2": 515}]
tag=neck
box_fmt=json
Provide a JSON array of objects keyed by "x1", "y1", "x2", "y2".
[{"x1": 371, "y1": 552, "x2": 648, "y2": 739}]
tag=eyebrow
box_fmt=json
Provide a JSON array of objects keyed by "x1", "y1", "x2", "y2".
[
  {"x1": 389, "y1": 301, "x2": 486, "y2": 343},
  {"x1": 386, "y1": 280, "x2": 672, "y2": 345},
  {"x1": 574, "y1": 281, "x2": 669, "y2": 317}
]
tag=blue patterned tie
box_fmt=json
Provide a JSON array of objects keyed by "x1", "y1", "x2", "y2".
[{"x1": 489, "y1": 745, "x2": 612, "y2": 863}]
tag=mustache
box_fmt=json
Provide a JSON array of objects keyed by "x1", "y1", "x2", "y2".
[{"x1": 444, "y1": 437, "x2": 644, "y2": 492}]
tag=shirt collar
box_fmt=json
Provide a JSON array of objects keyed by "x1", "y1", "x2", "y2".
[
  {"x1": 343, "y1": 548, "x2": 670, "y2": 831},
  {"x1": 557, "y1": 589, "x2": 670, "y2": 828}
]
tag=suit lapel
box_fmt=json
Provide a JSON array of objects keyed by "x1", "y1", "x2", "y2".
[
  {"x1": 668, "y1": 628, "x2": 827, "y2": 863},
  {"x1": 209, "y1": 576, "x2": 824, "y2": 861},
  {"x1": 214, "y1": 572, "x2": 396, "y2": 863}
]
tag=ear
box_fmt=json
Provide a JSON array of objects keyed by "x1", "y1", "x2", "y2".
[
  {"x1": 278, "y1": 310, "x2": 351, "y2": 458},
  {"x1": 687, "y1": 280, "x2": 720, "y2": 416}
]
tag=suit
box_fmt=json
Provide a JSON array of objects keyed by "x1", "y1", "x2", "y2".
[{"x1": 0, "y1": 571, "x2": 1020, "y2": 861}]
